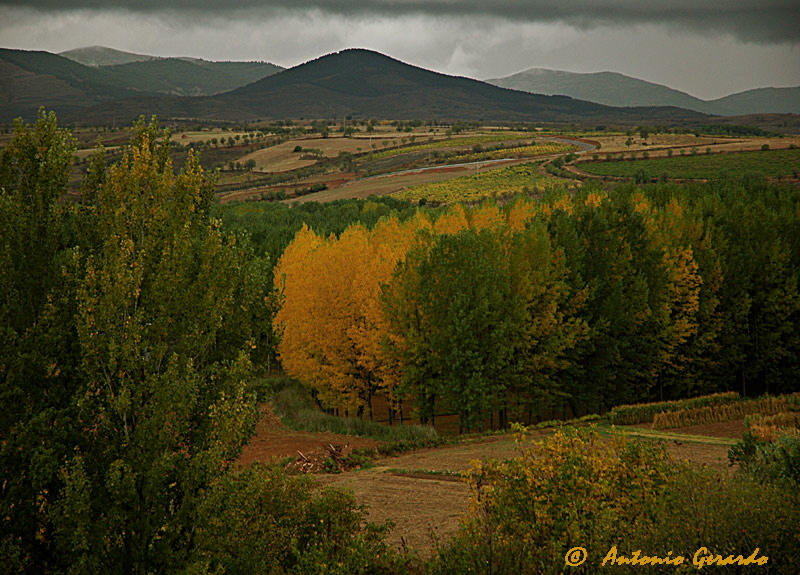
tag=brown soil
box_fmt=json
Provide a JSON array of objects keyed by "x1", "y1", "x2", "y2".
[
  {"x1": 666, "y1": 442, "x2": 734, "y2": 471},
  {"x1": 314, "y1": 435, "x2": 530, "y2": 556},
  {"x1": 237, "y1": 404, "x2": 381, "y2": 466}
]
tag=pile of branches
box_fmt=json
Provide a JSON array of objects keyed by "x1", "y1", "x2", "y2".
[{"x1": 286, "y1": 443, "x2": 355, "y2": 474}]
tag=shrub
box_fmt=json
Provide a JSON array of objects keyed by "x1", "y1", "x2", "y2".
[
  {"x1": 428, "y1": 425, "x2": 800, "y2": 574},
  {"x1": 192, "y1": 464, "x2": 411, "y2": 574},
  {"x1": 632, "y1": 466, "x2": 800, "y2": 574},
  {"x1": 428, "y1": 426, "x2": 676, "y2": 575},
  {"x1": 730, "y1": 426, "x2": 800, "y2": 486}
]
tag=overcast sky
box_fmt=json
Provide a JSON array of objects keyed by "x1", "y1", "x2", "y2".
[{"x1": 1, "y1": 1, "x2": 798, "y2": 100}]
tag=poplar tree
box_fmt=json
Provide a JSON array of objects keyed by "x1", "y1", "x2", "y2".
[{"x1": 50, "y1": 119, "x2": 274, "y2": 574}]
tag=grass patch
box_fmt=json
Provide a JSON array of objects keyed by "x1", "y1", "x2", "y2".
[
  {"x1": 270, "y1": 378, "x2": 443, "y2": 448},
  {"x1": 580, "y1": 147, "x2": 800, "y2": 180},
  {"x1": 385, "y1": 468, "x2": 463, "y2": 479}
]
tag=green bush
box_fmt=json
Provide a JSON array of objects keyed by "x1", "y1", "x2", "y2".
[
  {"x1": 631, "y1": 466, "x2": 800, "y2": 574},
  {"x1": 729, "y1": 431, "x2": 800, "y2": 486},
  {"x1": 192, "y1": 464, "x2": 412, "y2": 574}
]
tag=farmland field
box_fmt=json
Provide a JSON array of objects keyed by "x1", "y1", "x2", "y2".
[
  {"x1": 365, "y1": 132, "x2": 533, "y2": 161},
  {"x1": 394, "y1": 162, "x2": 574, "y2": 203},
  {"x1": 286, "y1": 158, "x2": 535, "y2": 203},
  {"x1": 579, "y1": 147, "x2": 800, "y2": 179}
]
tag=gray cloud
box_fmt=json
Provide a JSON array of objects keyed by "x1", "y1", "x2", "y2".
[{"x1": 3, "y1": 1, "x2": 799, "y2": 44}]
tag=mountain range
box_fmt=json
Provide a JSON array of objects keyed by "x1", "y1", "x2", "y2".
[
  {"x1": 486, "y1": 68, "x2": 800, "y2": 117},
  {"x1": 1, "y1": 46, "x2": 795, "y2": 126},
  {"x1": 0, "y1": 47, "x2": 282, "y2": 121}
]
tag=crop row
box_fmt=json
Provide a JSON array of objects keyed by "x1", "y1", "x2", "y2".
[
  {"x1": 395, "y1": 163, "x2": 573, "y2": 204},
  {"x1": 367, "y1": 132, "x2": 534, "y2": 161},
  {"x1": 652, "y1": 395, "x2": 797, "y2": 429},
  {"x1": 607, "y1": 392, "x2": 740, "y2": 425},
  {"x1": 444, "y1": 142, "x2": 576, "y2": 164},
  {"x1": 746, "y1": 411, "x2": 800, "y2": 442}
]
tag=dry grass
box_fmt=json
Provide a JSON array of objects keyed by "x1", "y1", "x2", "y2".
[
  {"x1": 652, "y1": 396, "x2": 791, "y2": 429},
  {"x1": 747, "y1": 412, "x2": 800, "y2": 442}
]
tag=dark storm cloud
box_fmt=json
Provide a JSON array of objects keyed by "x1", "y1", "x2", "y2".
[{"x1": 4, "y1": 0, "x2": 799, "y2": 44}]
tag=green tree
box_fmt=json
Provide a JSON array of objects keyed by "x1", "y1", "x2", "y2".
[
  {"x1": 409, "y1": 229, "x2": 522, "y2": 431},
  {"x1": 0, "y1": 109, "x2": 75, "y2": 334},
  {"x1": 0, "y1": 109, "x2": 78, "y2": 572},
  {"x1": 51, "y1": 119, "x2": 273, "y2": 574}
]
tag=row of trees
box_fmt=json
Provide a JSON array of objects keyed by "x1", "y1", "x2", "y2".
[{"x1": 274, "y1": 181, "x2": 800, "y2": 429}]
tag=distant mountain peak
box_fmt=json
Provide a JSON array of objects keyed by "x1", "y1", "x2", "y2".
[{"x1": 487, "y1": 68, "x2": 800, "y2": 115}]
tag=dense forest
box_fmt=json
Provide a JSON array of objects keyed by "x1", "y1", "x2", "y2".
[
  {"x1": 2, "y1": 112, "x2": 799, "y2": 573},
  {"x1": 227, "y1": 178, "x2": 800, "y2": 430}
]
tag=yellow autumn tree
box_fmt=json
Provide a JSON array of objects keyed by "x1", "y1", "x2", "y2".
[
  {"x1": 504, "y1": 196, "x2": 540, "y2": 232},
  {"x1": 433, "y1": 202, "x2": 469, "y2": 235},
  {"x1": 274, "y1": 214, "x2": 427, "y2": 415},
  {"x1": 468, "y1": 200, "x2": 506, "y2": 231}
]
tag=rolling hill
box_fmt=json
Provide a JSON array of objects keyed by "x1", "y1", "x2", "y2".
[
  {"x1": 74, "y1": 49, "x2": 710, "y2": 125},
  {"x1": 59, "y1": 46, "x2": 283, "y2": 97},
  {"x1": 486, "y1": 68, "x2": 800, "y2": 116},
  {"x1": 0, "y1": 47, "x2": 282, "y2": 122},
  {"x1": 0, "y1": 48, "x2": 149, "y2": 121},
  {"x1": 97, "y1": 59, "x2": 283, "y2": 97}
]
